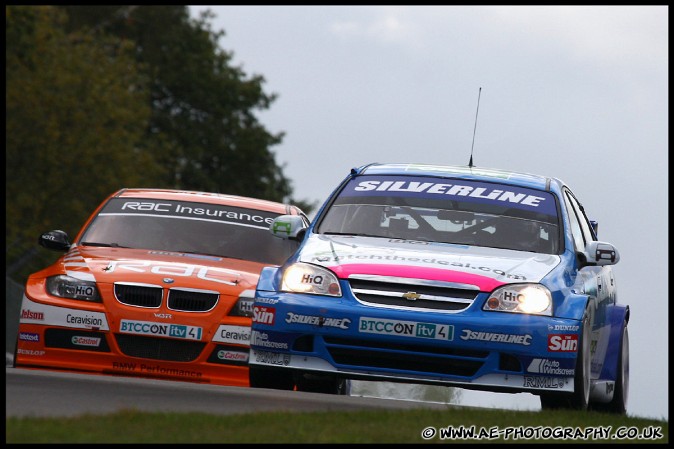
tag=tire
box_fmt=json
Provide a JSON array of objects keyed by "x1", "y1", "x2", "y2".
[
  {"x1": 591, "y1": 323, "x2": 629, "y2": 414},
  {"x1": 294, "y1": 371, "x2": 350, "y2": 395},
  {"x1": 249, "y1": 365, "x2": 295, "y2": 390},
  {"x1": 540, "y1": 311, "x2": 591, "y2": 411}
]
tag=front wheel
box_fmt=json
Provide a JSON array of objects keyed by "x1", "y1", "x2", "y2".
[
  {"x1": 294, "y1": 371, "x2": 350, "y2": 395},
  {"x1": 591, "y1": 322, "x2": 629, "y2": 414},
  {"x1": 249, "y1": 365, "x2": 294, "y2": 390}
]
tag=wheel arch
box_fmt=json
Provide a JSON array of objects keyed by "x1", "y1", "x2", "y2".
[
  {"x1": 598, "y1": 304, "x2": 630, "y2": 382},
  {"x1": 554, "y1": 292, "x2": 593, "y2": 321}
]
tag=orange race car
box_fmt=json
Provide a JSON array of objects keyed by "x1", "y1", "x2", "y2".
[{"x1": 13, "y1": 188, "x2": 307, "y2": 386}]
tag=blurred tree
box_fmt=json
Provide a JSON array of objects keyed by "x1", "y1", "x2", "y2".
[
  {"x1": 6, "y1": 5, "x2": 316, "y2": 282},
  {"x1": 59, "y1": 6, "x2": 308, "y2": 205},
  {"x1": 6, "y1": 5, "x2": 160, "y2": 279}
]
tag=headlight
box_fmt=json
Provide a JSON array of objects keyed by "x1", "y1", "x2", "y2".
[
  {"x1": 46, "y1": 275, "x2": 102, "y2": 302},
  {"x1": 281, "y1": 263, "x2": 342, "y2": 296},
  {"x1": 484, "y1": 283, "x2": 551, "y2": 316}
]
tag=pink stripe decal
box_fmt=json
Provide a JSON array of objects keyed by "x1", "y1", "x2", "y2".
[{"x1": 328, "y1": 263, "x2": 507, "y2": 292}]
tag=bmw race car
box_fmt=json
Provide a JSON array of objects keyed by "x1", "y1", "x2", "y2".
[
  {"x1": 249, "y1": 163, "x2": 629, "y2": 414},
  {"x1": 14, "y1": 188, "x2": 307, "y2": 386}
]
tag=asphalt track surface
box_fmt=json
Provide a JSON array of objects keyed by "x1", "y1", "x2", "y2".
[{"x1": 6, "y1": 367, "x2": 455, "y2": 418}]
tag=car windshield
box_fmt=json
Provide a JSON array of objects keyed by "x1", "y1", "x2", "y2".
[
  {"x1": 317, "y1": 175, "x2": 560, "y2": 254},
  {"x1": 78, "y1": 198, "x2": 299, "y2": 265}
]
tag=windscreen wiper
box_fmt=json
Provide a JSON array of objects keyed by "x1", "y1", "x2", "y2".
[{"x1": 80, "y1": 241, "x2": 129, "y2": 248}]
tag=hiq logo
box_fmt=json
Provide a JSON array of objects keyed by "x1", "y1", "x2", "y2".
[
  {"x1": 75, "y1": 285, "x2": 95, "y2": 296},
  {"x1": 301, "y1": 274, "x2": 324, "y2": 285}
]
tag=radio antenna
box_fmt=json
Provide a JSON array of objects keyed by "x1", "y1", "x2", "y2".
[{"x1": 468, "y1": 87, "x2": 482, "y2": 168}]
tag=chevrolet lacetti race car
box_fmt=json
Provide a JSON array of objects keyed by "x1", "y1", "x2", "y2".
[
  {"x1": 14, "y1": 188, "x2": 307, "y2": 386},
  {"x1": 249, "y1": 163, "x2": 629, "y2": 414}
]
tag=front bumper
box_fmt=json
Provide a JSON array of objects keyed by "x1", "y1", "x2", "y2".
[
  {"x1": 250, "y1": 291, "x2": 582, "y2": 394},
  {"x1": 15, "y1": 294, "x2": 251, "y2": 386}
]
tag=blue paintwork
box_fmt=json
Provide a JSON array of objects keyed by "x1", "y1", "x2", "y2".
[{"x1": 251, "y1": 164, "x2": 627, "y2": 403}]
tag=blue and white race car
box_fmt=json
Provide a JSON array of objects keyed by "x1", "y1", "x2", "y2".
[{"x1": 249, "y1": 163, "x2": 629, "y2": 413}]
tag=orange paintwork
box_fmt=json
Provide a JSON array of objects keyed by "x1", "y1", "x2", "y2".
[{"x1": 14, "y1": 188, "x2": 304, "y2": 386}]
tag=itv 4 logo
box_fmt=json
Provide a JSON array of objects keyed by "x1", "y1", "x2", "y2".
[
  {"x1": 168, "y1": 324, "x2": 203, "y2": 340},
  {"x1": 415, "y1": 323, "x2": 454, "y2": 340}
]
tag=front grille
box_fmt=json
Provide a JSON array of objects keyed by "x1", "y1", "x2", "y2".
[
  {"x1": 113, "y1": 284, "x2": 219, "y2": 312},
  {"x1": 114, "y1": 283, "x2": 163, "y2": 308},
  {"x1": 168, "y1": 288, "x2": 219, "y2": 312},
  {"x1": 348, "y1": 275, "x2": 478, "y2": 312},
  {"x1": 323, "y1": 336, "x2": 486, "y2": 377},
  {"x1": 115, "y1": 334, "x2": 206, "y2": 362}
]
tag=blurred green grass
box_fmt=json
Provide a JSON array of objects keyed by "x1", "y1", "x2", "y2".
[{"x1": 6, "y1": 407, "x2": 668, "y2": 444}]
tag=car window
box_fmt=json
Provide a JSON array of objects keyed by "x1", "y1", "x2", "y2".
[
  {"x1": 562, "y1": 190, "x2": 587, "y2": 253},
  {"x1": 317, "y1": 175, "x2": 561, "y2": 254},
  {"x1": 78, "y1": 198, "x2": 299, "y2": 265},
  {"x1": 565, "y1": 190, "x2": 596, "y2": 243}
]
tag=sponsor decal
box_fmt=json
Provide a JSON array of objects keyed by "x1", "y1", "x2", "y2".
[
  {"x1": 527, "y1": 359, "x2": 575, "y2": 376},
  {"x1": 255, "y1": 296, "x2": 280, "y2": 304},
  {"x1": 238, "y1": 301, "x2": 254, "y2": 317},
  {"x1": 102, "y1": 261, "x2": 239, "y2": 286},
  {"x1": 252, "y1": 349, "x2": 291, "y2": 366},
  {"x1": 548, "y1": 334, "x2": 578, "y2": 352},
  {"x1": 71, "y1": 336, "x2": 102, "y2": 347},
  {"x1": 250, "y1": 330, "x2": 289, "y2": 350},
  {"x1": 523, "y1": 376, "x2": 567, "y2": 389},
  {"x1": 213, "y1": 325, "x2": 251, "y2": 345},
  {"x1": 119, "y1": 319, "x2": 202, "y2": 340},
  {"x1": 342, "y1": 175, "x2": 557, "y2": 215},
  {"x1": 104, "y1": 198, "x2": 277, "y2": 228},
  {"x1": 19, "y1": 296, "x2": 110, "y2": 330},
  {"x1": 217, "y1": 349, "x2": 249, "y2": 362},
  {"x1": 18, "y1": 332, "x2": 40, "y2": 342},
  {"x1": 547, "y1": 324, "x2": 580, "y2": 332},
  {"x1": 66, "y1": 313, "x2": 103, "y2": 327},
  {"x1": 252, "y1": 306, "x2": 275, "y2": 325},
  {"x1": 17, "y1": 349, "x2": 46, "y2": 356},
  {"x1": 154, "y1": 313, "x2": 173, "y2": 319},
  {"x1": 148, "y1": 251, "x2": 222, "y2": 262},
  {"x1": 311, "y1": 252, "x2": 527, "y2": 281},
  {"x1": 285, "y1": 312, "x2": 351, "y2": 329},
  {"x1": 112, "y1": 361, "x2": 137, "y2": 371},
  {"x1": 359, "y1": 317, "x2": 453, "y2": 340},
  {"x1": 20, "y1": 309, "x2": 44, "y2": 321},
  {"x1": 460, "y1": 329, "x2": 532, "y2": 345},
  {"x1": 111, "y1": 361, "x2": 203, "y2": 378}
]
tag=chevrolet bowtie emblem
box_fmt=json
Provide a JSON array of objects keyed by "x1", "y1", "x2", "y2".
[{"x1": 402, "y1": 292, "x2": 421, "y2": 301}]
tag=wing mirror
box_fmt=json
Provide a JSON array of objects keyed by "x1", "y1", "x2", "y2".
[
  {"x1": 270, "y1": 215, "x2": 307, "y2": 240},
  {"x1": 38, "y1": 230, "x2": 71, "y2": 252},
  {"x1": 583, "y1": 241, "x2": 619, "y2": 266}
]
